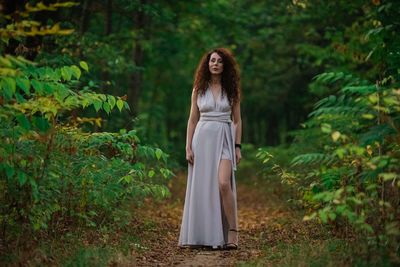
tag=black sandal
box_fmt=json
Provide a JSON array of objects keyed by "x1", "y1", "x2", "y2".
[{"x1": 223, "y1": 229, "x2": 239, "y2": 250}]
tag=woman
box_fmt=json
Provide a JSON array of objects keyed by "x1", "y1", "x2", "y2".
[{"x1": 178, "y1": 47, "x2": 242, "y2": 250}]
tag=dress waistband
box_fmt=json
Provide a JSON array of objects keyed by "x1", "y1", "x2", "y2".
[{"x1": 199, "y1": 112, "x2": 232, "y2": 123}]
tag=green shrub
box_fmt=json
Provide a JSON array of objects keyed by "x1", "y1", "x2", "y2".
[{"x1": 0, "y1": 3, "x2": 173, "y2": 247}]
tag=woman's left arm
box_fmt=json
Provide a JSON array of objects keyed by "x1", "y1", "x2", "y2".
[{"x1": 232, "y1": 100, "x2": 242, "y2": 165}]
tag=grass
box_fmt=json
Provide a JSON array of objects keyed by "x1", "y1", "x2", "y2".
[
  {"x1": 238, "y1": 237, "x2": 379, "y2": 267},
  {"x1": 0, "y1": 213, "x2": 157, "y2": 266},
  {"x1": 62, "y1": 246, "x2": 112, "y2": 267}
]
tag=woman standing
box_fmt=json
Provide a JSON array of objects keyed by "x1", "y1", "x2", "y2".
[{"x1": 178, "y1": 47, "x2": 242, "y2": 250}]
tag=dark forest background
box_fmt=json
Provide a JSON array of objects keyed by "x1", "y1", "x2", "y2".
[{"x1": 4, "y1": 0, "x2": 365, "y2": 164}]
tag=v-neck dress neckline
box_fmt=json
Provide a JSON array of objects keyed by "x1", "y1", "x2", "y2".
[{"x1": 208, "y1": 87, "x2": 221, "y2": 109}]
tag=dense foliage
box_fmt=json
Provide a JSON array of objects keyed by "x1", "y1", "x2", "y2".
[
  {"x1": 0, "y1": 2, "x2": 172, "y2": 250},
  {"x1": 257, "y1": 0, "x2": 400, "y2": 261}
]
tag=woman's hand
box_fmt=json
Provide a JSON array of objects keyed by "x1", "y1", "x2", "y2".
[
  {"x1": 235, "y1": 147, "x2": 242, "y2": 165},
  {"x1": 186, "y1": 148, "x2": 194, "y2": 165}
]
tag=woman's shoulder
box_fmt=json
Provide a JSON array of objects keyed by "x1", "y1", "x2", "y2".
[{"x1": 193, "y1": 86, "x2": 208, "y2": 96}]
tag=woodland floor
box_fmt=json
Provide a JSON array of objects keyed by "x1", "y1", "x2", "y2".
[
  {"x1": 5, "y1": 170, "x2": 395, "y2": 266},
  {"x1": 111, "y1": 171, "x2": 349, "y2": 267}
]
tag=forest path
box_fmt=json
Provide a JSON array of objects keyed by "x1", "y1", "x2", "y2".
[{"x1": 117, "y1": 171, "x2": 309, "y2": 266}]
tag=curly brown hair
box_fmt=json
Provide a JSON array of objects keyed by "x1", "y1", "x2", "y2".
[{"x1": 193, "y1": 47, "x2": 241, "y2": 106}]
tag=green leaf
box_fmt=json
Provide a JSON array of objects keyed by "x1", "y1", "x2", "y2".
[
  {"x1": 80, "y1": 61, "x2": 89, "y2": 72},
  {"x1": 53, "y1": 68, "x2": 61, "y2": 81},
  {"x1": 16, "y1": 77, "x2": 30, "y2": 95},
  {"x1": 61, "y1": 66, "x2": 72, "y2": 81},
  {"x1": 321, "y1": 123, "x2": 332, "y2": 134},
  {"x1": 3, "y1": 77, "x2": 16, "y2": 93},
  {"x1": 70, "y1": 65, "x2": 81, "y2": 79},
  {"x1": 99, "y1": 94, "x2": 106, "y2": 101},
  {"x1": 133, "y1": 134, "x2": 140, "y2": 143},
  {"x1": 5, "y1": 166, "x2": 14, "y2": 178},
  {"x1": 147, "y1": 147, "x2": 155, "y2": 158},
  {"x1": 32, "y1": 116, "x2": 51, "y2": 133},
  {"x1": 88, "y1": 210, "x2": 98, "y2": 216},
  {"x1": 41, "y1": 222, "x2": 48, "y2": 229},
  {"x1": 31, "y1": 80, "x2": 43, "y2": 94},
  {"x1": 137, "y1": 145, "x2": 146, "y2": 157},
  {"x1": 108, "y1": 95, "x2": 116, "y2": 109},
  {"x1": 20, "y1": 159, "x2": 27, "y2": 167},
  {"x1": 1, "y1": 38, "x2": 9, "y2": 45},
  {"x1": 116, "y1": 99, "x2": 123, "y2": 112},
  {"x1": 123, "y1": 101, "x2": 130, "y2": 110},
  {"x1": 319, "y1": 210, "x2": 328, "y2": 223},
  {"x1": 45, "y1": 67, "x2": 54, "y2": 79},
  {"x1": 103, "y1": 102, "x2": 110, "y2": 114},
  {"x1": 18, "y1": 172, "x2": 28, "y2": 186},
  {"x1": 160, "y1": 168, "x2": 171, "y2": 179},
  {"x1": 29, "y1": 177, "x2": 39, "y2": 201},
  {"x1": 37, "y1": 67, "x2": 46, "y2": 78},
  {"x1": 336, "y1": 148, "x2": 345, "y2": 159},
  {"x1": 361, "y1": 223, "x2": 374, "y2": 233},
  {"x1": 16, "y1": 114, "x2": 31, "y2": 130},
  {"x1": 15, "y1": 93, "x2": 26, "y2": 103},
  {"x1": 2, "y1": 77, "x2": 16, "y2": 99},
  {"x1": 56, "y1": 84, "x2": 69, "y2": 100},
  {"x1": 161, "y1": 153, "x2": 167, "y2": 163},
  {"x1": 362, "y1": 114, "x2": 374, "y2": 119},
  {"x1": 155, "y1": 148, "x2": 162, "y2": 160},
  {"x1": 43, "y1": 82, "x2": 55, "y2": 95},
  {"x1": 148, "y1": 170, "x2": 155, "y2": 178},
  {"x1": 93, "y1": 99, "x2": 102, "y2": 112}
]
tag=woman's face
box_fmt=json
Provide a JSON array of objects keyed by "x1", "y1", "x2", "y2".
[{"x1": 208, "y1": 52, "x2": 223, "y2": 75}]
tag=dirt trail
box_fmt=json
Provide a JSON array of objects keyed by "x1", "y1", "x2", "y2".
[{"x1": 122, "y1": 172, "x2": 297, "y2": 266}]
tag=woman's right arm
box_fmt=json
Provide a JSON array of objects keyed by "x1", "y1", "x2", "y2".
[{"x1": 186, "y1": 88, "x2": 199, "y2": 165}]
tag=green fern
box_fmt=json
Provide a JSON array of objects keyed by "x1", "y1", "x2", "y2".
[{"x1": 290, "y1": 152, "x2": 337, "y2": 167}]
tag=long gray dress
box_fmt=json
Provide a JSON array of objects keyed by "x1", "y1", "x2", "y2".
[{"x1": 178, "y1": 87, "x2": 238, "y2": 248}]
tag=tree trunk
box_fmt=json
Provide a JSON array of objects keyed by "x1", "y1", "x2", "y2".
[
  {"x1": 127, "y1": 0, "x2": 147, "y2": 118},
  {"x1": 105, "y1": 0, "x2": 112, "y2": 36},
  {"x1": 101, "y1": 0, "x2": 112, "y2": 94},
  {"x1": 128, "y1": 41, "x2": 143, "y2": 118},
  {"x1": 80, "y1": 0, "x2": 93, "y2": 35},
  {"x1": 265, "y1": 114, "x2": 279, "y2": 145}
]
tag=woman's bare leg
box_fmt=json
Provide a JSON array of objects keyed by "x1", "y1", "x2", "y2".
[{"x1": 218, "y1": 159, "x2": 237, "y2": 245}]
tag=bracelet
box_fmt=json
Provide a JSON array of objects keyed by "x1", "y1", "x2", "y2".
[{"x1": 235, "y1": 143, "x2": 241, "y2": 149}]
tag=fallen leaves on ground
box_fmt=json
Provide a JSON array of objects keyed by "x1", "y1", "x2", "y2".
[{"x1": 112, "y1": 171, "x2": 329, "y2": 266}]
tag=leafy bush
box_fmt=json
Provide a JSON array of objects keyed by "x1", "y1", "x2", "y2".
[
  {"x1": 257, "y1": 1, "x2": 400, "y2": 260},
  {"x1": 0, "y1": 3, "x2": 173, "y2": 248}
]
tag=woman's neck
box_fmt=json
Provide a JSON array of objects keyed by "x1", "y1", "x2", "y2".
[{"x1": 209, "y1": 74, "x2": 221, "y2": 85}]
